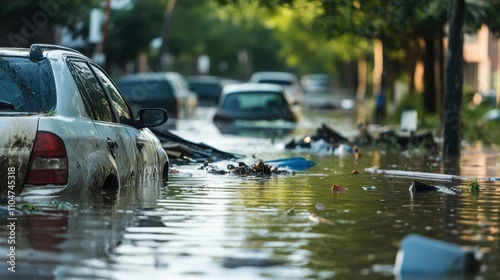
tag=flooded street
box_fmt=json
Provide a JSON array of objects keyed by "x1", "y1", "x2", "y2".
[{"x1": 2, "y1": 92, "x2": 500, "y2": 279}]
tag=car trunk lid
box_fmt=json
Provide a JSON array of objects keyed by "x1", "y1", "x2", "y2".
[{"x1": 0, "y1": 116, "x2": 39, "y2": 196}]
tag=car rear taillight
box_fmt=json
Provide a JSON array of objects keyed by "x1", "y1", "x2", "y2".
[{"x1": 26, "y1": 131, "x2": 68, "y2": 185}]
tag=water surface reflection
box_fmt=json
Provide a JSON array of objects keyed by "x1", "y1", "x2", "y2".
[
  {"x1": 1, "y1": 101, "x2": 499, "y2": 279},
  {"x1": 110, "y1": 145, "x2": 500, "y2": 279}
]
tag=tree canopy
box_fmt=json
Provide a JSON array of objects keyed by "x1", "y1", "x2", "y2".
[{"x1": 0, "y1": 0, "x2": 100, "y2": 47}]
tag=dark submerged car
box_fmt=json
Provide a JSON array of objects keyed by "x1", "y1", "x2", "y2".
[
  {"x1": 187, "y1": 75, "x2": 225, "y2": 106},
  {"x1": 117, "y1": 72, "x2": 198, "y2": 127},
  {"x1": 212, "y1": 83, "x2": 300, "y2": 135}
]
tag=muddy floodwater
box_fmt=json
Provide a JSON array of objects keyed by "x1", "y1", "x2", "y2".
[{"x1": 1, "y1": 93, "x2": 500, "y2": 279}]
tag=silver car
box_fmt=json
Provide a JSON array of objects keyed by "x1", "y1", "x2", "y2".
[
  {"x1": 249, "y1": 71, "x2": 303, "y2": 104},
  {"x1": 0, "y1": 44, "x2": 169, "y2": 198}
]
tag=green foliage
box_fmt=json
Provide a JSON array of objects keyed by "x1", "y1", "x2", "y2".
[
  {"x1": 465, "y1": 1, "x2": 500, "y2": 34},
  {"x1": 461, "y1": 103, "x2": 500, "y2": 146},
  {"x1": 50, "y1": 200, "x2": 74, "y2": 210},
  {"x1": 0, "y1": 0, "x2": 100, "y2": 46},
  {"x1": 17, "y1": 200, "x2": 73, "y2": 214},
  {"x1": 386, "y1": 92, "x2": 439, "y2": 131},
  {"x1": 467, "y1": 179, "x2": 480, "y2": 194},
  {"x1": 18, "y1": 202, "x2": 40, "y2": 213},
  {"x1": 106, "y1": 0, "x2": 167, "y2": 66},
  {"x1": 168, "y1": 0, "x2": 288, "y2": 77},
  {"x1": 387, "y1": 90, "x2": 500, "y2": 146}
]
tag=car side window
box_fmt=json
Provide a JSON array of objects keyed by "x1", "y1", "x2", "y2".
[
  {"x1": 67, "y1": 60, "x2": 95, "y2": 119},
  {"x1": 90, "y1": 64, "x2": 134, "y2": 126},
  {"x1": 168, "y1": 79, "x2": 178, "y2": 94},
  {"x1": 67, "y1": 60, "x2": 114, "y2": 122},
  {"x1": 170, "y1": 78, "x2": 186, "y2": 97}
]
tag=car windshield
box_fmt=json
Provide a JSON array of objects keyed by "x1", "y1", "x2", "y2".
[
  {"x1": 258, "y1": 79, "x2": 292, "y2": 87},
  {"x1": 0, "y1": 56, "x2": 56, "y2": 113},
  {"x1": 222, "y1": 92, "x2": 285, "y2": 111}
]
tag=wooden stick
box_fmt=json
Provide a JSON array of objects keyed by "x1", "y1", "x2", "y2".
[{"x1": 364, "y1": 167, "x2": 500, "y2": 182}]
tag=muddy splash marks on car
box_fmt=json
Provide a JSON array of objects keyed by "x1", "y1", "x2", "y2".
[{"x1": 0, "y1": 134, "x2": 37, "y2": 196}]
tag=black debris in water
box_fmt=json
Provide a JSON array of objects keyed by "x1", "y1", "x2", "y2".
[
  {"x1": 152, "y1": 128, "x2": 244, "y2": 164},
  {"x1": 221, "y1": 257, "x2": 285, "y2": 268},
  {"x1": 409, "y1": 180, "x2": 438, "y2": 193},
  {"x1": 206, "y1": 160, "x2": 292, "y2": 177}
]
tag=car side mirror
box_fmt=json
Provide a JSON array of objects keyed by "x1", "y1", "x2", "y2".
[{"x1": 137, "y1": 108, "x2": 168, "y2": 128}]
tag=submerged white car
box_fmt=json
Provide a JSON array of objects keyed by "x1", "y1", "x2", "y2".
[
  {"x1": 249, "y1": 71, "x2": 303, "y2": 104},
  {"x1": 0, "y1": 44, "x2": 169, "y2": 198}
]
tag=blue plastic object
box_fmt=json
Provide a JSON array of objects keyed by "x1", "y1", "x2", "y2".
[
  {"x1": 394, "y1": 234, "x2": 481, "y2": 278},
  {"x1": 264, "y1": 157, "x2": 315, "y2": 171}
]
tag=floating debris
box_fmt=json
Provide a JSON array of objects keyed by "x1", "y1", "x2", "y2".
[
  {"x1": 153, "y1": 128, "x2": 244, "y2": 164},
  {"x1": 331, "y1": 184, "x2": 347, "y2": 192},
  {"x1": 409, "y1": 181, "x2": 437, "y2": 193},
  {"x1": 208, "y1": 160, "x2": 292, "y2": 177},
  {"x1": 208, "y1": 169, "x2": 227, "y2": 175},
  {"x1": 365, "y1": 167, "x2": 500, "y2": 182},
  {"x1": 285, "y1": 123, "x2": 352, "y2": 155},
  {"x1": 284, "y1": 207, "x2": 295, "y2": 215},
  {"x1": 308, "y1": 213, "x2": 334, "y2": 225},
  {"x1": 264, "y1": 157, "x2": 315, "y2": 171},
  {"x1": 394, "y1": 234, "x2": 481, "y2": 277},
  {"x1": 353, "y1": 145, "x2": 361, "y2": 160},
  {"x1": 362, "y1": 186, "x2": 377, "y2": 191},
  {"x1": 285, "y1": 122, "x2": 437, "y2": 152},
  {"x1": 222, "y1": 257, "x2": 285, "y2": 268},
  {"x1": 315, "y1": 202, "x2": 324, "y2": 210}
]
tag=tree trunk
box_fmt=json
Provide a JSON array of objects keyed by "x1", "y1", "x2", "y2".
[
  {"x1": 356, "y1": 57, "x2": 367, "y2": 102},
  {"x1": 435, "y1": 31, "x2": 445, "y2": 114},
  {"x1": 356, "y1": 57, "x2": 367, "y2": 124},
  {"x1": 402, "y1": 38, "x2": 418, "y2": 94},
  {"x1": 372, "y1": 39, "x2": 383, "y2": 94},
  {"x1": 386, "y1": 59, "x2": 399, "y2": 106},
  {"x1": 443, "y1": 0, "x2": 465, "y2": 157},
  {"x1": 422, "y1": 30, "x2": 445, "y2": 114},
  {"x1": 423, "y1": 34, "x2": 437, "y2": 113}
]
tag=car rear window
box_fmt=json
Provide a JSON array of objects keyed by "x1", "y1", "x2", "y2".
[
  {"x1": 189, "y1": 83, "x2": 222, "y2": 96},
  {"x1": 257, "y1": 79, "x2": 293, "y2": 87},
  {"x1": 117, "y1": 79, "x2": 174, "y2": 102},
  {"x1": 222, "y1": 92, "x2": 285, "y2": 111},
  {"x1": 0, "y1": 56, "x2": 56, "y2": 113}
]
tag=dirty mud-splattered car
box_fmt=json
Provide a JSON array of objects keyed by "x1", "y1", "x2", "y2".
[{"x1": 0, "y1": 44, "x2": 169, "y2": 198}]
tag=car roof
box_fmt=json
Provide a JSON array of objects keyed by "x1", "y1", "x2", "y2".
[
  {"x1": 222, "y1": 83, "x2": 284, "y2": 94},
  {"x1": 250, "y1": 71, "x2": 297, "y2": 81},
  {"x1": 0, "y1": 44, "x2": 84, "y2": 60},
  {"x1": 302, "y1": 73, "x2": 331, "y2": 79},
  {"x1": 187, "y1": 75, "x2": 221, "y2": 82}
]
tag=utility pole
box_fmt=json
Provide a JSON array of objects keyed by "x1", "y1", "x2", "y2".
[
  {"x1": 442, "y1": 0, "x2": 465, "y2": 158},
  {"x1": 155, "y1": 0, "x2": 177, "y2": 72},
  {"x1": 94, "y1": 0, "x2": 111, "y2": 66}
]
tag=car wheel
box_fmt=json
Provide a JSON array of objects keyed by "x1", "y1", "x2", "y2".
[{"x1": 101, "y1": 175, "x2": 119, "y2": 202}]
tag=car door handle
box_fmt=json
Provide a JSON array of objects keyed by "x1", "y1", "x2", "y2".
[
  {"x1": 136, "y1": 142, "x2": 145, "y2": 151},
  {"x1": 107, "y1": 138, "x2": 118, "y2": 149}
]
